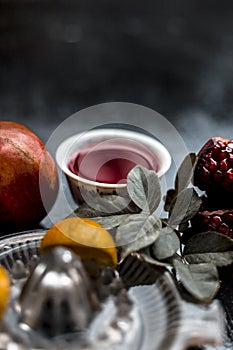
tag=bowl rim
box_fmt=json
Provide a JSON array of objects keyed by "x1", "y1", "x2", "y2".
[{"x1": 55, "y1": 128, "x2": 171, "y2": 189}]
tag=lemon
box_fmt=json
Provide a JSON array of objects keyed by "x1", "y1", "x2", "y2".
[
  {"x1": 40, "y1": 217, "x2": 118, "y2": 269},
  {"x1": 0, "y1": 266, "x2": 10, "y2": 321}
]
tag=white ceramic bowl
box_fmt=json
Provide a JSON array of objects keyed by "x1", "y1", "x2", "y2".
[{"x1": 55, "y1": 128, "x2": 171, "y2": 204}]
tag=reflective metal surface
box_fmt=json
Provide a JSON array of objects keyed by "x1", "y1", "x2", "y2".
[{"x1": 0, "y1": 231, "x2": 225, "y2": 350}]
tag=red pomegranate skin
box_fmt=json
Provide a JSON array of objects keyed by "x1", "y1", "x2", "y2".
[{"x1": 0, "y1": 121, "x2": 58, "y2": 233}]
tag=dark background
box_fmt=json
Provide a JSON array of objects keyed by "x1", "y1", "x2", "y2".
[
  {"x1": 0, "y1": 2, "x2": 233, "y2": 349},
  {"x1": 0, "y1": 0, "x2": 233, "y2": 150}
]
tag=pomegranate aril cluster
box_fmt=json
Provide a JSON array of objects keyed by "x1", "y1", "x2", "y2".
[
  {"x1": 191, "y1": 136, "x2": 233, "y2": 239},
  {"x1": 194, "y1": 137, "x2": 233, "y2": 193},
  {"x1": 196, "y1": 210, "x2": 233, "y2": 239}
]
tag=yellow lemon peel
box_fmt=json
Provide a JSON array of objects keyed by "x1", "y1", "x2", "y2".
[
  {"x1": 0, "y1": 265, "x2": 10, "y2": 321},
  {"x1": 40, "y1": 217, "x2": 118, "y2": 269}
]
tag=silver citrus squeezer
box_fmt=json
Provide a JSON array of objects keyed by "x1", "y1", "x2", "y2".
[
  {"x1": 0, "y1": 242, "x2": 142, "y2": 349},
  {"x1": 18, "y1": 247, "x2": 100, "y2": 336},
  {"x1": 0, "y1": 230, "x2": 226, "y2": 350}
]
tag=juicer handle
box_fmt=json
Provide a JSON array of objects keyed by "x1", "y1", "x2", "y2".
[{"x1": 172, "y1": 300, "x2": 225, "y2": 350}]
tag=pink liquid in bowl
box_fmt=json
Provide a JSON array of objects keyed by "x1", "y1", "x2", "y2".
[{"x1": 68, "y1": 140, "x2": 159, "y2": 184}]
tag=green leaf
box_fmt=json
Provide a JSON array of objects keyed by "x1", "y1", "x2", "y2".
[
  {"x1": 184, "y1": 231, "x2": 233, "y2": 267},
  {"x1": 163, "y1": 189, "x2": 177, "y2": 212},
  {"x1": 139, "y1": 247, "x2": 174, "y2": 267},
  {"x1": 69, "y1": 203, "x2": 104, "y2": 218},
  {"x1": 174, "y1": 260, "x2": 220, "y2": 303},
  {"x1": 89, "y1": 214, "x2": 131, "y2": 230},
  {"x1": 168, "y1": 188, "x2": 202, "y2": 226},
  {"x1": 72, "y1": 195, "x2": 140, "y2": 218},
  {"x1": 127, "y1": 165, "x2": 161, "y2": 213},
  {"x1": 181, "y1": 189, "x2": 202, "y2": 222},
  {"x1": 178, "y1": 221, "x2": 189, "y2": 233},
  {"x1": 115, "y1": 214, "x2": 162, "y2": 258},
  {"x1": 175, "y1": 153, "x2": 198, "y2": 191},
  {"x1": 185, "y1": 252, "x2": 233, "y2": 267},
  {"x1": 151, "y1": 227, "x2": 180, "y2": 260},
  {"x1": 184, "y1": 231, "x2": 233, "y2": 255}
]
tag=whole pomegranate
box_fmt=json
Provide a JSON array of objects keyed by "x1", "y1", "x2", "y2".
[{"x1": 0, "y1": 121, "x2": 58, "y2": 233}]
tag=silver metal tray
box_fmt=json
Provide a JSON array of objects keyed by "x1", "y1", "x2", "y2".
[{"x1": 0, "y1": 230, "x2": 225, "y2": 350}]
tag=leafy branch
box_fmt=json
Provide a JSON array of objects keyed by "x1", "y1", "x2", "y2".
[{"x1": 70, "y1": 155, "x2": 232, "y2": 304}]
